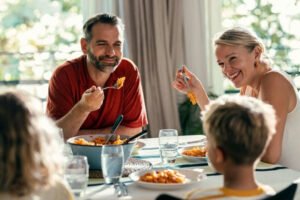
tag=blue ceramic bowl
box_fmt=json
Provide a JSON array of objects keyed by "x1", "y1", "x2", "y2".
[{"x1": 67, "y1": 134, "x2": 136, "y2": 170}]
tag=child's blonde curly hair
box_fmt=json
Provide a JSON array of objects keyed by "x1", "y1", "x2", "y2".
[{"x1": 0, "y1": 90, "x2": 64, "y2": 196}]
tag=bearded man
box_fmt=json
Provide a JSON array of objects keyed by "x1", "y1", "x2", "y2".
[{"x1": 47, "y1": 13, "x2": 148, "y2": 139}]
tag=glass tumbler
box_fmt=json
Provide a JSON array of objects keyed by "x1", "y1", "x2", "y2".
[
  {"x1": 64, "y1": 155, "x2": 89, "y2": 197},
  {"x1": 101, "y1": 145, "x2": 124, "y2": 184},
  {"x1": 159, "y1": 129, "x2": 178, "y2": 166}
]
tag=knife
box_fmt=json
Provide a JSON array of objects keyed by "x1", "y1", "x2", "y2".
[{"x1": 179, "y1": 138, "x2": 207, "y2": 146}]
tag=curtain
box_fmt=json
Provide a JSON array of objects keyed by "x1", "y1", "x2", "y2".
[{"x1": 122, "y1": 0, "x2": 184, "y2": 137}]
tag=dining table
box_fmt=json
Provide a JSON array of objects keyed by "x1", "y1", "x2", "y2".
[{"x1": 82, "y1": 135, "x2": 300, "y2": 200}]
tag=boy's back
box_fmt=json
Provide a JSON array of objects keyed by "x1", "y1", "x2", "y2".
[{"x1": 186, "y1": 95, "x2": 277, "y2": 199}]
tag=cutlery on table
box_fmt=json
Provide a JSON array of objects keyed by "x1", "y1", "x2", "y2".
[
  {"x1": 123, "y1": 129, "x2": 148, "y2": 145},
  {"x1": 114, "y1": 182, "x2": 128, "y2": 197},
  {"x1": 105, "y1": 114, "x2": 124, "y2": 144},
  {"x1": 179, "y1": 138, "x2": 207, "y2": 146}
]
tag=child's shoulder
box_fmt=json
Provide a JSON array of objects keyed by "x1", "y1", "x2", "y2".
[
  {"x1": 38, "y1": 177, "x2": 74, "y2": 200},
  {"x1": 260, "y1": 184, "x2": 276, "y2": 196},
  {"x1": 186, "y1": 187, "x2": 224, "y2": 199}
]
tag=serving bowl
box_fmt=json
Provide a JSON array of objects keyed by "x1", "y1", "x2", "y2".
[{"x1": 67, "y1": 134, "x2": 137, "y2": 170}]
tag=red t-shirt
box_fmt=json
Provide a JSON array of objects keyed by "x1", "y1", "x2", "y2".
[{"x1": 46, "y1": 55, "x2": 148, "y2": 129}]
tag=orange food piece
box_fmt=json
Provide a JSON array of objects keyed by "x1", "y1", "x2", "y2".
[
  {"x1": 139, "y1": 169, "x2": 186, "y2": 184},
  {"x1": 73, "y1": 135, "x2": 126, "y2": 146},
  {"x1": 187, "y1": 91, "x2": 197, "y2": 105},
  {"x1": 182, "y1": 146, "x2": 207, "y2": 157},
  {"x1": 73, "y1": 138, "x2": 94, "y2": 145},
  {"x1": 116, "y1": 77, "x2": 126, "y2": 89}
]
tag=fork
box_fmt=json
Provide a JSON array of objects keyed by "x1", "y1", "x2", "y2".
[
  {"x1": 181, "y1": 67, "x2": 197, "y2": 105},
  {"x1": 181, "y1": 67, "x2": 190, "y2": 89},
  {"x1": 119, "y1": 182, "x2": 128, "y2": 196},
  {"x1": 114, "y1": 182, "x2": 128, "y2": 197},
  {"x1": 102, "y1": 82, "x2": 119, "y2": 90}
]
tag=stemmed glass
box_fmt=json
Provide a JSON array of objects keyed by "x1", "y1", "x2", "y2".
[
  {"x1": 101, "y1": 145, "x2": 125, "y2": 196},
  {"x1": 159, "y1": 129, "x2": 179, "y2": 168}
]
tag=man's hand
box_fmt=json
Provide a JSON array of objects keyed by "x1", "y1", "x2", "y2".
[
  {"x1": 56, "y1": 86, "x2": 104, "y2": 139},
  {"x1": 78, "y1": 86, "x2": 105, "y2": 112}
]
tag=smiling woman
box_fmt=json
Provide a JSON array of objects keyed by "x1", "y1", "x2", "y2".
[
  {"x1": 221, "y1": 0, "x2": 300, "y2": 90},
  {"x1": 173, "y1": 27, "x2": 300, "y2": 171}
]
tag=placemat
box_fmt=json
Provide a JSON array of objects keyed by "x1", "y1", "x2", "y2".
[{"x1": 89, "y1": 158, "x2": 152, "y2": 178}]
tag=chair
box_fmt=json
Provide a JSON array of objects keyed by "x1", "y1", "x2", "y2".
[
  {"x1": 261, "y1": 182, "x2": 298, "y2": 200},
  {"x1": 155, "y1": 194, "x2": 183, "y2": 200}
]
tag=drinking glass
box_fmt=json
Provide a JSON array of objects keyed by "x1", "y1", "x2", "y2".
[
  {"x1": 64, "y1": 155, "x2": 89, "y2": 197},
  {"x1": 101, "y1": 145, "x2": 124, "y2": 184},
  {"x1": 159, "y1": 129, "x2": 178, "y2": 166},
  {"x1": 58, "y1": 128, "x2": 73, "y2": 157}
]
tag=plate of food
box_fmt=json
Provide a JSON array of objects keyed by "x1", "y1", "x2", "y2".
[
  {"x1": 180, "y1": 145, "x2": 207, "y2": 162},
  {"x1": 129, "y1": 169, "x2": 206, "y2": 190}
]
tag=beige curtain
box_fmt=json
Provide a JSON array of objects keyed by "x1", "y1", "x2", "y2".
[{"x1": 122, "y1": 0, "x2": 184, "y2": 137}]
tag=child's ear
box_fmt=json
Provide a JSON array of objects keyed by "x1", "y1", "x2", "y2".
[{"x1": 215, "y1": 146, "x2": 225, "y2": 164}]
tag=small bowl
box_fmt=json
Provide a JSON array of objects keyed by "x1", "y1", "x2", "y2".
[{"x1": 67, "y1": 134, "x2": 136, "y2": 170}]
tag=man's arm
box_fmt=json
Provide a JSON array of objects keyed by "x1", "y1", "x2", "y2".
[
  {"x1": 57, "y1": 86, "x2": 104, "y2": 139},
  {"x1": 78, "y1": 125, "x2": 142, "y2": 137}
]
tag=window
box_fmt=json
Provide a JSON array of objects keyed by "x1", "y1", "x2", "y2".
[
  {"x1": 221, "y1": 0, "x2": 300, "y2": 90},
  {"x1": 0, "y1": 0, "x2": 83, "y2": 99}
]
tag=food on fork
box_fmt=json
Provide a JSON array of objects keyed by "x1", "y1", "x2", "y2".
[
  {"x1": 182, "y1": 146, "x2": 207, "y2": 157},
  {"x1": 139, "y1": 169, "x2": 186, "y2": 184},
  {"x1": 187, "y1": 91, "x2": 197, "y2": 105},
  {"x1": 180, "y1": 67, "x2": 197, "y2": 105},
  {"x1": 73, "y1": 135, "x2": 126, "y2": 146},
  {"x1": 116, "y1": 77, "x2": 126, "y2": 89}
]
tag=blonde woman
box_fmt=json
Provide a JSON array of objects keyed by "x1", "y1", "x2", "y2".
[
  {"x1": 186, "y1": 95, "x2": 276, "y2": 199},
  {"x1": 0, "y1": 90, "x2": 74, "y2": 200},
  {"x1": 173, "y1": 27, "x2": 300, "y2": 171}
]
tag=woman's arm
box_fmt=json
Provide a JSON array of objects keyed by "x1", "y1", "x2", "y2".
[
  {"x1": 259, "y1": 71, "x2": 296, "y2": 163},
  {"x1": 172, "y1": 66, "x2": 210, "y2": 110}
]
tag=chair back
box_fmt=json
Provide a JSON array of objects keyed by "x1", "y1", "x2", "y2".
[
  {"x1": 261, "y1": 183, "x2": 298, "y2": 200},
  {"x1": 156, "y1": 194, "x2": 182, "y2": 200}
]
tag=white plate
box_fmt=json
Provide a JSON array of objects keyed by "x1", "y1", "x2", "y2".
[
  {"x1": 179, "y1": 146, "x2": 207, "y2": 162},
  {"x1": 129, "y1": 169, "x2": 206, "y2": 190}
]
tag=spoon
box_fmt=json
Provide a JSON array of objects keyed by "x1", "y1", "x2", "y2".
[
  {"x1": 123, "y1": 129, "x2": 148, "y2": 144},
  {"x1": 105, "y1": 114, "x2": 124, "y2": 144}
]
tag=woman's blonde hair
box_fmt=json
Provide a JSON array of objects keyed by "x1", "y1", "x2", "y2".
[
  {"x1": 214, "y1": 27, "x2": 265, "y2": 53},
  {"x1": 0, "y1": 90, "x2": 63, "y2": 196},
  {"x1": 202, "y1": 95, "x2": 276, "y2": 165}
]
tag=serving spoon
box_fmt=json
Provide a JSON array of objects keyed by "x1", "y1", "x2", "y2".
[
  {"x1": 105, "y1": 114, "x2": 124, "y2": 144},
  {"x1": 123, "y1": 129, "x2": 148, "y2": 144}
]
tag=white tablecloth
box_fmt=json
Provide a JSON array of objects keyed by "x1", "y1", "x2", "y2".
[{"x1": 83, "y1": 135, "x2": 300, "y2": 200}]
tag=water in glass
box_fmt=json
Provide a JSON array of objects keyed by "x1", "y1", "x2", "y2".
[
  {"x1": 159, "y1": 129, "x2": 178, "y2": 166},
  {"x1": 64, "y1": 155, "x2": 89, "y2": 197},
  {"x1": 101, "y1": 145, "x2": 124, "y2": 184},
  {"x1": 160, "y1": 143, "x2": 178, "y2": 163}
]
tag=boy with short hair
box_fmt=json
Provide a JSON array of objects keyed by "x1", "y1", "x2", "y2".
[{"x1": 186, "y1": 95, "x2": 276, "y2": 199}]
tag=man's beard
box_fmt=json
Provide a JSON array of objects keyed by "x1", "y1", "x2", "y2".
[{"x1": 87, "y1": 49, "x2": 120, "y2": 72}]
